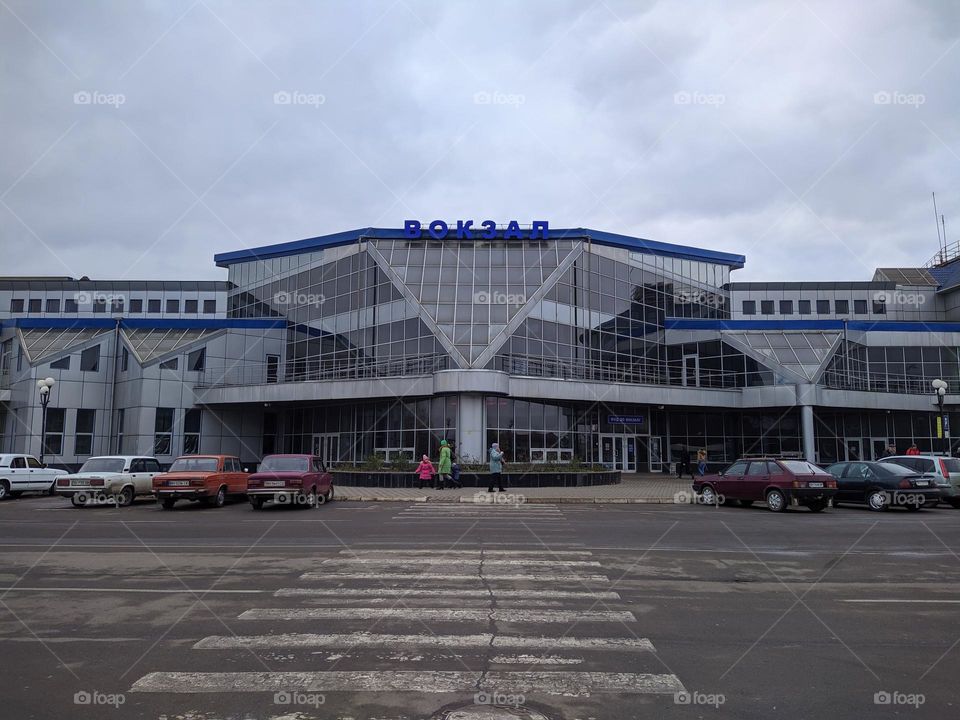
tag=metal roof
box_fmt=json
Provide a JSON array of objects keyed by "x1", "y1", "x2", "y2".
[{"x1": 872, "y1": 268, "x2": 938, "y2": 286}]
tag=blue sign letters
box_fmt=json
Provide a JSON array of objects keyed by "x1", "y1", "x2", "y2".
[{"x1": 403, "y1": 220, "x2": 548, "y2": 241}]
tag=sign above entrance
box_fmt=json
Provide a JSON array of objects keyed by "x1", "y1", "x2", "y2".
[
  {"x1": 403, "y1": 220, "x2": 549, "y2": 241},
  {"x1": 608, "y1": 414, "x2": 645, "y2": 425}
]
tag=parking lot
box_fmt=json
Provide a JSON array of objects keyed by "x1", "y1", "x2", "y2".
[{"x1": 0, "y1": 494, "x2": 958, "y2": 719}]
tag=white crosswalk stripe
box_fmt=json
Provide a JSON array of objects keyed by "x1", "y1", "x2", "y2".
[
  {"x1": 320, "y1": 558, "x2": 601, "y2": 566},
  {"x1": 300, "y1": 571, "x2": 611, "y2": 582},
  {"x1": 238, "y1": 608, "x2": 636, "y2": 622},
  {"x1": 275, "y1": 588, "x2": 621, "y2": 599},
  {"x1": 339, "y1": 549, "x2": 592, "y2": 556}
]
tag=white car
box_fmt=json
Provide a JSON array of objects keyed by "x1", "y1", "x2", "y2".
[
  {"x1": 0, "y1": 454, "x2": 69, "y2": 500},
  {"x1": 55, "y1": 456, "x2": 164, "y2": 507}
]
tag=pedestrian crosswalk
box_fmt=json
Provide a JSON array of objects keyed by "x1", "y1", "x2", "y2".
[
  {"x1": 130, "y1": 544, "x2": 685, "y2": 711},
  {"x1": 390, "y1": 502, "x2": 568, "y2": 523}
]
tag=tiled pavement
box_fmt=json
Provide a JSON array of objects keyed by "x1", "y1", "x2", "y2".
[{"x1": 337, "y1": 473, "x2": 695, "y2": 503}]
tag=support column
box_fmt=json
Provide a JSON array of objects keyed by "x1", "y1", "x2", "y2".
[
  {"x1": 801, "y1": 405, "x2": 815, "y2": 463},
  {"x1": 457, "y1": 394, "x2": 485, "y2": 463}
]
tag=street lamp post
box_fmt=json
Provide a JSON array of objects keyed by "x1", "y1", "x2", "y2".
[
  {"x1": 36, "y1": 377, "x2": 56, "y2": 464},
  {"x1": 932, "y1": 379, "x2": 949, "y2": 454}
]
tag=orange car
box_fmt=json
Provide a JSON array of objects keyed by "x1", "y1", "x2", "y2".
[{"x1": 152, "y1": 455, "x2": 248, "y2": 510}]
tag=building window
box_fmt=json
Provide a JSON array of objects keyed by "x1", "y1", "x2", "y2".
[
  {"x1": 798, "y1": 299, "x2": 811, "y2": 314},
  {"x1": 779, "y1": 300, "x2": 794, "y2": 315},
  {"x1": 148, "y1": 299, "x2": 161, "y2": 313},
  {"x1": 760, "y1": 300, "x2": 774, "y2": 315},
  {"x1": 263, "y1": 412, "x2": 277, "y2": 455},
  {"x1": 873, "y1": 298, "x2": 886, "y2": 314},
  {"x1": 75, "y1": 409, "x2": 95, "y2": 456},
  {"x1": 28, "y1": 299, "x2": 41, "y2": 313},
  {"x1": 44, "y1": 408, "x2": 65, "y2": 456},
  {"x1": 80, "y1": 344, "x2": 101, "y2": 372},
  {"x1": 159, "y1": 357, "x2": 179, "y2": 370},
  {"x1": 116, "y1": 408, "x2": 125, "y2": 454},
  {"x1": 154, "y1": 408, "x2": 174, "y2": 455},
  {"x1": 129, "y1": 298, "x2": 143, "y2": 313},
  {"x1": 46, "y1": 298, "x2": 60, "y2": 313},
  {"x1": 64, "y1": 298, "x2": 78, "y2": 313},
  {"x1": 184, "y1": 299, "x2": 198, "y2": 313},
  {"x1": 93, "y1": 298, "x2": 106, "y2": 313},
  {"x1": 50, "y1": 355, "x2": 70, "y2": 370},
  {"x1": 742, "y1": 300, "x2": 756, "y2": 315},
  {"x1": 854, "y1": 299, "x2": 867, "y2": 314},
  {"x1": 166, "y1": 299, "x2": 179, "y2": 313},
  {"x1": 183, "y1": 408, "x2": 201, "y2": 454},
  {"x1": 203, "y1": 299, "x2": 216, "y2": 314},
  {"x1": 9, "y1": 299, "x2": 24, "y2": 313},
  {"x1": 111, "y1": 298, "x2": 124, "y2": 314},
  {"x1": 816, "y1": 299, "x2": 830, "y2": 314},
  {"x1": 121, "y1": 346, "x2": 129, "y2": 372},
  {"x1": 835, "y1": 299, "x2": 849, "y2": 314},
  {"x1": 187, "y1": 347, "x2": 205, "y2": 372}
]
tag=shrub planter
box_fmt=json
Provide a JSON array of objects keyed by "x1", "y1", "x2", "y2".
[{"x1": 332, "y1": 470, "x2": 621, "y2": 489}]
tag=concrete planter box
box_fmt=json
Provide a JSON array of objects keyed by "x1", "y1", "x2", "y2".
[{"x1": 332, "y1": 470, "x2": 621, "y2": 489}]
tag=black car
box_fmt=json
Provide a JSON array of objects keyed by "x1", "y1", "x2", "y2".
[{"x1": 824, "y1": 461, "x2": 941, "y2": 511}]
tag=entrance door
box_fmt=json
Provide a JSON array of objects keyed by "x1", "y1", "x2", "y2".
[
  {"x1": 648, "y1": 436, "x2": 663, "y2": 472},
  {"x1": 599, "y1": 435, "x2": 636, "y2": 472},
  {"x1": 311, "y1": 433, "x2": 340, "y2": 468},
  {"x1": 844, "y1": 438, "x2": 863, "y2": 462},
  {"x1": 682, "y1": 354, "x2": 699, "y2": 387},
  {"x1": 870, "y1": 438, "x2": 891, "y2": 460}
]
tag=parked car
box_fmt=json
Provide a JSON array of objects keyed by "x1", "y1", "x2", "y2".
[
  {"x1": 152, "y1": 455, "x2": 248, "y2": 510},
  {"x1": 55, "y1": 456, "x2": 164, "y2": 507},
  {"x1": 0, "y1": 454, "x2": 68, "y2": 500},
  {"x1": 883, "y1": 454, "x2": 960, "y2": 508},
  {"x1": 824, "y1": 461, "x2": 940, "y2": 511},
  {"x1": 693, "y1": 457, "x2": 837, "y2": 512},
  {"x1": 246, "y1": 454, "x2": 334, "y2": 510}
]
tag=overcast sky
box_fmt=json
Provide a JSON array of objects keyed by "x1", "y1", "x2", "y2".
[{"x1": 2, "y1": 0, "x2": 959, "y2": 282}]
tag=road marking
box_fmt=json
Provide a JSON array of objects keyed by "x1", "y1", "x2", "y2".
[
  {"x1": 239, "y1": 608, "x2": 634, "y2": 622},
  {"x1": 299, "y1": 572, "x2": 609, "y2": 582},
  {"x1": 321, "y1": 558, "x2": 601, "y2": 567},
  {"x1": 276, "y1": 588, "x2": 620, "y2": 599},
  {"x1": 492, "y1": 655, "x2": 582, "y2": 665},
  {"x1": 130, "y1": 670, "x2": 683, "y2": 696},
  {"x1": 196, "y1": 632, "x2": 653, "y2": 651},
  {"x1": 0, "y1": 586, "x2": 264, "y2": 594},
  {"x1": 841, "y1": 599, "x2": 960, "y2": 604},
  {"x1": 338, "y1": 549, "x2": 593, "y2": 556}
]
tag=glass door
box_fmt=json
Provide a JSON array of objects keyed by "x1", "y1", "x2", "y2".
[
  {"x1": 870, "y1": 438, "x2": 890, "y2": 460},
  {"x1": 312, "y1": 433, "x2": 340, "y2": 468},
  {"x1": 648, "y1": 436, "x2": 663, "y2": 472},
  {"x1": 599, "y1": 435, "x2": 637, "y2": 471},
  {"x1": 844, "y1": 438, "x2": 862, "y2": 462},
  {"x1": 682, "y1": 354, "x2": 699, "y2": 387}
]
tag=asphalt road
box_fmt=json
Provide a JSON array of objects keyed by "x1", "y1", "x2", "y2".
[{"x1": 1, "y1": 493, "x2": 958, "y2": 720}]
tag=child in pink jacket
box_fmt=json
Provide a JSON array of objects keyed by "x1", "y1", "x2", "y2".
[{"x1": 415, "y1": 455, "x2": 436, "y2": 490}]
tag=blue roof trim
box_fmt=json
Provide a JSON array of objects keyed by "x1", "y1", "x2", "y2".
[
  {"x1": 214, "y1": 227, "x2": 746, "y2": 269},
  {"x1": 10, "y1": 318, "x2": 285, "y2": 330},
  {"x1": 666, "y1": 318, "x2": 960, "y2": 332}
]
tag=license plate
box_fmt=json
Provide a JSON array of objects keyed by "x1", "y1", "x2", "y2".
[
  {"x1": 915, "y1": 480, "x2": 929, "y2": 487},
  {"x1": 168, "y1": 480, "x2": 190, "y2": 487},
  {"x1": 808, "y1": 481, "x2": 824, "y2": 488},
  {"x1": 264, "y1": 480, "x2": 285, "y2": 487},
  {"x1": 70, "y1": 479, "x2": 88, "y2": 486}
]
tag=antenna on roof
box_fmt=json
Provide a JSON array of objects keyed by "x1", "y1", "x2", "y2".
[{"x1": 933, "y1": 192, "x2": 943, "y2": 259}]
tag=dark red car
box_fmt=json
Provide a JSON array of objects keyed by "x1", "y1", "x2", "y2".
[
  {"x1": 246, "y1": 454, "x2": 334, "y2": 510},
  {"x1": 693, "y1": 458, "x2": 837, "y2": 512}
]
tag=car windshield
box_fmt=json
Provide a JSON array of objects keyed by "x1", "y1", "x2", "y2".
[
  {"x1": 781, "y1": 461, "x2": 830, "y2": 475},
  {"x1": 259, "y1": 457, "x2": 309, "y2": 472},
  {"x1": 168, "y1": 457, "x2": 219, "y2": 472},
  {"x1": 78, "y1": 458, "x2": 126, "y2": 474},
  {"x1": 875, "y1": 463, "x2": 914, "y2": 476}
]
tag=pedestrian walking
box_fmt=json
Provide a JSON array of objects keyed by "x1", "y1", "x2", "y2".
[
  {"x1": 697, "y1": 448, "x2": 707, "y2": 477},
  {"x1": 675, "y1": 455, "x2": 687, "y2": 479},
  {"x1": 449, "y1": 460, "x2": 463, "y2": 489},
  {"x1": 882, "y1": 444, "x2": 896, "y2": 458},
  {"x1": 438, "y1": 439, "x2": 453, "y2": 489},
  {"x1": 488, "y1": 442, "x2": 506, "y2": 492},
  {"x1": 415, "y1": 454, "x2": 435, "y2": 490},
  {"x1": 906, "y1": 443, "x2": 920, "y2": 456}
]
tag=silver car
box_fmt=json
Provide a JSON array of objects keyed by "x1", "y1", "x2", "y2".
[
  {"x1": 884, "y1": 455, "x2": 960, "y2": 508},
  {"x1": 55, "y1": 456, "x2": 164, "y2": 507}
]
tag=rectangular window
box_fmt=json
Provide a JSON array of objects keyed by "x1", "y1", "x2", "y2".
[
  {"x1": 159, "y1": 357, "x2": 179, "y2": 370},
  {"x1": 165, "y1": 299, "x2": 179, "y2": 313},
  {"x1": 873, "y1": 299, "x2": 886, "y2": 314},
  {"x1": 854, "y1": 299, "x2": 867, "y2": 314},
  {"x1": 80, "y1": 344, "x2": 100, "y2": 372},
  {"x1": 45, "y1": 298, "x2": 60, "y2": 313},
  {"x1": 742, "y1": 300, "x2": 756, "y2": 315},
  {"x1": 116, "y1": 408, "x2": 125, "y2": 454},
  {"x1": 28, "y1": 299, "x2": 41, "y2": 313},
  {"x1": 44, "y1": 408, "x2": 65, "y2": 456},
  {"x1": 263, "y1": 412, "x2": 277, "y2": 455},
  {"x1": 183, "y1": 408, "x2": 201, "y2": 454},
  {"x1": 111, "y1": 298, "x2": 124, "y2": 314},
  {"x1": 9, "y1": 299, "x2": 24, "y2": 313},
  {"x1": 816, "y1": 299, "x2": 830, "y2": 314},
  {"x1": 760, "y1": 300, "x2": 774, "y2": 315},
  {"x1": 50, "y1": 355, "x2": 70, "y2": 370},
  {"x1": 835, "y1": 299, "x2": 849, "y2": 314},
  {"x1": 148, "y1": 299, "x2": 161, "y2": 313},
  {"x1": 203, "y1": 299, "x2": 216, "y2": 313},
  {"x1": 64, "y1": 298, "x2": 78, "y2": 313},
  {"x1": 129, "y1": 298, "x2": 143, "y2": 313},
  {"x1": 798, "y1": 299, "x2": 811, "y2": 314},
  {"x1": 184, "y1": 299, "x2": 198, "y2": 313},
  {"x1": 92, "y1": 299, "x2": 106, "y2": 313},
  {"x1": 779, "y1": 300, "x2": 793, "y2": 315},
  {"x1": 75, "y1": 409, "x2": 95, "y2": 456},
  {"x1": 121, "y1": 346, "x2": 129, "y2": 371},
  {"x1": 154, "y1": 408, "x2": 174, "y2": 455},
  {"x1": 187, "y1": 347, "x2": 205, "y2": 371}
]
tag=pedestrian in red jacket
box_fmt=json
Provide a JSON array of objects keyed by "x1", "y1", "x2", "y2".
[
  {"x1": 906, "y1": 444, "x2": 920, "y2": 456},
  {"x1": 415, "y1": 455, "x2": 436, "y2": 490}
]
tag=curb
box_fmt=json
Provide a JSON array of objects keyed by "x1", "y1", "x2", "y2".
[{"x1": 336, "y1": 494, "x2": 679, "y2": 504}]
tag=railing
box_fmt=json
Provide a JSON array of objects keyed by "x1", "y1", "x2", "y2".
[
  {"x1": 821, "y1": 369, "x2": 947, "y2": 396},
  {"x1": 924, "y1": 238, "x2": 960, "y2": 268}
]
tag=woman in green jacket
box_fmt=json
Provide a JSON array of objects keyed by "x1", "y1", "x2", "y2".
[{"x1": 438, "y1": 439, "x2": 453, "y2": 488}]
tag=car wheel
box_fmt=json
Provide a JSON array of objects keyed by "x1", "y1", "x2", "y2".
[
  {"x1": 949, "y1": 498, "x2": 960, "y2": 509},
  {"x1": 47, "y1": 482, "x2": 57, "y2": 496},
  {"x1": 71, "y1": 494, "x2": 88, "y2": 507},
  {"x1": 765, "y1": 489, "x2": 787, "y2": 513},
  {"x1": 738, "y1": 500, "x2": 754, "y2": 507},
  {"x1": 213, "y1": 486, "x2": 227, "y2": 508},
  {"x1": 700, "y1": 485, "x2": 719, "y2": 505},
  {"x1": 0, "y1": 481, "x2": 9, "y2": 501},
  {"x1": 305, "y1": 488, "x2": 318, "y2": 508},
  {"x1": 866, "y1": 489, "x2": 888, "y2": 512},
  {"x1": 160, "y1": 498, "x2": 176, "y2": 510},
  {"x1": 116, "y1": 486, "x2": 135, "y2": 507},
  {"x1": 250, "y1": 496, "x2": 265, "y2": 511},
  {"x1": 805, "y1": 499, "x2": 828, "y2": 513},
  {"x1": 327, "y1": 486, "x2": 334, "y2": 502}
]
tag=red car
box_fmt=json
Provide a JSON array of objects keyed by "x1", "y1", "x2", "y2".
[
  {"x1": 693, "y1": 458, "x2": 837, "y2": 512},
  {"x1": 152, "y1": 455, "x2": 248, "y2": 510},
  {"x1": 246, "y1": 454, "x2": 334, "y2": 510}
]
